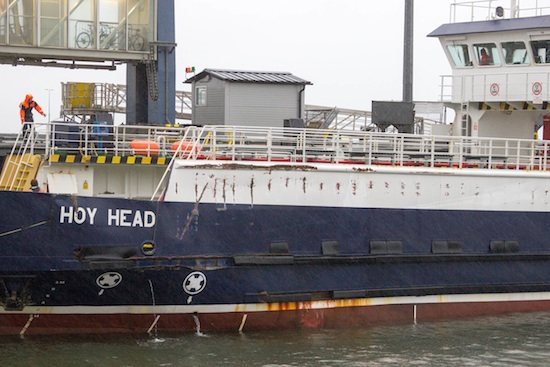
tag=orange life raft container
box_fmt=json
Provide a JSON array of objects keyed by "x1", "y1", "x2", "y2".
[
  {"x1": 129, "y1": 140, "x2": 160, "y2": 156},
  {"x1": 171, "y1": 141, "x2": 201, "y2": 155}
]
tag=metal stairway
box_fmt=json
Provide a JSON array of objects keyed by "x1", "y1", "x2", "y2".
[{"x1": 0, "y1": 126, "x2": 42, "y2": 191}]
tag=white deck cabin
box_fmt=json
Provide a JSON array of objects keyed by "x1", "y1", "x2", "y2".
[{"x1": 429, "y1": 3, "x2": 550, "y2": 141}]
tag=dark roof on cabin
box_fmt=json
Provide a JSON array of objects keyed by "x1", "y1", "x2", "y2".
[
  {"x1": 184, "y1": 69, "x2": 312, "y2": 85},
  {"x1": 428, "y1": 14, "x2": 550, "y2": 37}
]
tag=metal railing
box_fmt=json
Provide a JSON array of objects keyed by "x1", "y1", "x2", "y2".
[
  {"x1": 19, "y1": 121, "x2": 550, "y2": 171},
  {"x1": 10, "y1": 121, "x2": 184, "y2": 160},
  {"x1": 450, "y1": 0, "x2": 550, "y2": 23},
  {"x1": 61, "y1": 82, "x2": 127, "y2": 113},
  {"x1": 186, "y1": 125, "x2": 550, "y2": 170}
]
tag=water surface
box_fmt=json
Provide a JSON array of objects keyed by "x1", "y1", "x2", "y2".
[{"x1": 2, "y1": 312, "x2": 550, "y2": 366}]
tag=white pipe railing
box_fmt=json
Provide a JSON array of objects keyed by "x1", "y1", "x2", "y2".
[{"x1": 15, "y1": 121, "x2": 550, "y2": 172}]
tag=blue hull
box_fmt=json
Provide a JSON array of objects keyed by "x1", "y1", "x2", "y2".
[
  {"x1": 7, "y1": 256, "x2": 550, "y2": 307},
  {"x1": 1, "y1": 188, "x2": 550, "y2": 334},
  {"x1": 2, "y1": 191, "x2": 549, "y2": 260},
  {"x1": 1, "y1": 191, "x2": 550, "y2": 312}
]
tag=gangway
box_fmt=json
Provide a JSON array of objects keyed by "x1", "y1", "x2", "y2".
[
  {"x1": 0, "y1": 127, "x2": 42, "y2": 191},
  {"x1": 305, "y1": 103, "x2": 445, "y2": 133},
  {"x1": 59, "y1": 82, "x2": 446, "y2": 133}
]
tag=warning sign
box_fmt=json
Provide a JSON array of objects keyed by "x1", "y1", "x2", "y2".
[
  {"x1": 490, "y1": 83, "x2": 500, "y2": 96},
  {"x1": 533, "y1": 82, "x2": 543, "y2": 95},
  {"x1": 532, "y1": 82, "x2": 543, "y2": 104}
]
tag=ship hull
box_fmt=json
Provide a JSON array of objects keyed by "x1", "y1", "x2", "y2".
[{"x1": 3, "y1": 163, "x2": 550, "y2": 334}]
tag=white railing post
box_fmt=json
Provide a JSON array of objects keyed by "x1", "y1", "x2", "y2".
[{"x1": 267, "y1": 128, "x2": 272, "y2": 161}]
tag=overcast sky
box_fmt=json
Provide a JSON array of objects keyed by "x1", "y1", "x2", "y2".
[{"x1": 0, "y1": 0, "x2": 457, "y2": 133}]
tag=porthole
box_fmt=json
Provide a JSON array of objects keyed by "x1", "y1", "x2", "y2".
[{"x1": 141, "y1": 240, "x2": 156, "y2": 256}]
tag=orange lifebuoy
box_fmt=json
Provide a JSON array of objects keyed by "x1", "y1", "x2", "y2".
[{"x1": 130, "y1": 140, "x2": 159, "y2": 156}]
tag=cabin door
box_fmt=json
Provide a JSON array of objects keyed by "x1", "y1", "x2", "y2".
[{"x1": 461, "y1": 114, "x2": 472, "y2": 153}]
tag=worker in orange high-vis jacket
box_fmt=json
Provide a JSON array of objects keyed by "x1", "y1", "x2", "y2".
[{"x1": 19, "y1": 94, "x2": 46, "y2": 135}]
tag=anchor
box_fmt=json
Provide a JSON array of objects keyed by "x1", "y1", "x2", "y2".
[{"x1": 0, "y1": 276, "x2": 34, "y2": 311}]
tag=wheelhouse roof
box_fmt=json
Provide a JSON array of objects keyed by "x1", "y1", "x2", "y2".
[{"x1": 428, "y1": 15, "x2": 550, "y2": 37}]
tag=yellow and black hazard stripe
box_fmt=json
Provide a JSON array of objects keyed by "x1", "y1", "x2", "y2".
[
  {"x1": 479, "y1": 101, "x2": 549, "y2": 110},
  {"x1": 499, "y1": 102, "x2": 515, "y2": 111},
  {"x1": 49, "y1": 154, "x2": 168, "y2": 165}
]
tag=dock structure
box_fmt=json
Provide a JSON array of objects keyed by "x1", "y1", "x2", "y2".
[{"x1": 0, "y1": 0, "x2": 175, "y2": 127}]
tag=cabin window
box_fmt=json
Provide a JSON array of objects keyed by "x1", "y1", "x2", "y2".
[
  {"x1": 531, "y1": 40, "x2": 550, "y2": 64},
  {"x1": 195, "y1": 86, "x2": 207, "y2": 106},
  {"x1": 446, "y1": 44, "x2": 472, "y2": 67},
  {"x1": 501, "y1": 41, "x2": 529, "y2": 65},
  {"x1": 474, "y1": 43, "x2": 500, "y2": 66}
]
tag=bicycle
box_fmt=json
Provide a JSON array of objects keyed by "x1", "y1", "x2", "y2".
[
  {"x1": 76, "y1": 23, "x2": 145, "y2": 51},
  {"x1": 128, "y1": 27, "x2": 145, "y2": 51},
  {"x1": 75, "y1": 23, "x2": 94, "y2": 48},
  {"x1": 76, "y1": 23, "x2": 110, "y2": 49}
]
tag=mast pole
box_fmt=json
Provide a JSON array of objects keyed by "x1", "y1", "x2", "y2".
[{"x1": 403, "y1": 0, "x2": 414, "y2": 103}]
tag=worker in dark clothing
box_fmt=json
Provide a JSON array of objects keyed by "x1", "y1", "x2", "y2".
[
  {"x1": 29, "y1": 179, "x2": 44, "y2": 193},
  {"x1": 19, "y1": 94, "x2": 46, "y2": 135}
]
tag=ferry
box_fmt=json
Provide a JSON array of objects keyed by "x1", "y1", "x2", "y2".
[{"x1": 3, "y1": 1, "x2": 550, "y2": 335}]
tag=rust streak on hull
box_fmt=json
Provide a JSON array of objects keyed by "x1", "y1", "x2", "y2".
[{"x1": 3, "y1": 300, "x2": 550, "y2": 335}]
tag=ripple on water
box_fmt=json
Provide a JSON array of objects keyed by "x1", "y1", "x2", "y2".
[{"x1": 2, "y1": 312, "x2": 550, "y2": 367}]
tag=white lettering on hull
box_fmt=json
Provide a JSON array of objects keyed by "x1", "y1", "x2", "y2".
[
  {"x1": 59, "y1": 206, "x2": 156, "y2": 227},
  {"x1": 107, "y1": 209, "x2": 156, "y2": 227}
]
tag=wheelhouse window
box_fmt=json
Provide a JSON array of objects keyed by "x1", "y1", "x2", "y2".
[
  {"x1": 531, "y1": 40, "x2": 550, "y2": 64},
  {"x1": 195, "y1": 86, "x2": 207, "y2": 106},
  {"x1": 501, "y1": 41, "x2": 529, "y2": 65},
  {"x1": 447, "y1": 44, "x2": 472, "y2": 68},
  {"x1": 474, "y1": 43, "x2": 500, "y2": 66}
]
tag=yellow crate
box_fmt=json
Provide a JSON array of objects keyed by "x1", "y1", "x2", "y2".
[{"x1": 66, "y1": 82, "x2": 94, "y2": 108}]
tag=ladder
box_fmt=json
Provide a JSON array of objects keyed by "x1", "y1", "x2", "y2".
[
  {"x1": 146, "y1": 44, "x2": 159, "y2": 101},
  {"x1": 0, "y1": 125, "x2": 42, "y2": 191},
  {"x1": 319, "y1": 107, "x2": 339, "y2": 129}
]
